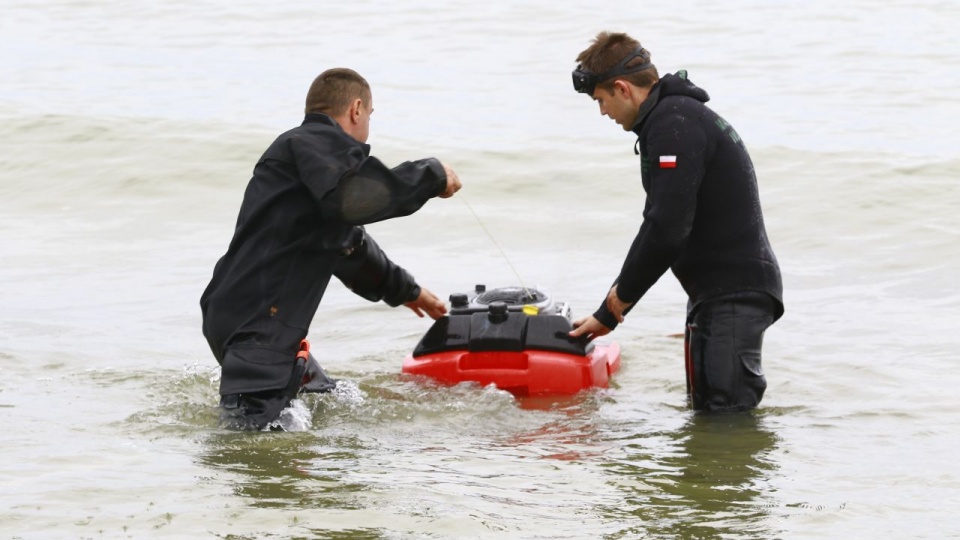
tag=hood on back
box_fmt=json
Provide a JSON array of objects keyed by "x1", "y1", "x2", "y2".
[
  {"x1": 631, "y1": 71, "x2": 710, "y2": 133},
  {"x1": 658, "y1": 70, "x2": 710, "y2": 103}
]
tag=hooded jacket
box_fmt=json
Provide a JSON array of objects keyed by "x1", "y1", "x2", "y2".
[
  {"x1": 594, "y1": 72, "x2": 783, "y2": 329},
  {"x1": 201, "y1": 113, "x2": 447, "y2": 394}
]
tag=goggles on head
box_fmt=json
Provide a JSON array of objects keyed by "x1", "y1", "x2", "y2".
[{"x1": 572, "y1": 47, "x2": 652, "y2": 95}]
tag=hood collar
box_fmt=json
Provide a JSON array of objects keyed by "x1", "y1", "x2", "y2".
[
  {"x1": 302, "y1": 112, "x2": 371, "y2": 152},
  {"x1": 303, "y1": 112, "x2": 338, "y2": 127},
  {"x1": 630, "y1": 80, "x2": 663, "y2": 135}
]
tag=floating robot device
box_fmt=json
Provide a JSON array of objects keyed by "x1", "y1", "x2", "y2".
[{"x1": 402, "y1": 285, "x2": 621, "y2": 396}]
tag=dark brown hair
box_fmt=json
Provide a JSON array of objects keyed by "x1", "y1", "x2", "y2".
[
  {"x1": 575, "y1": 32, "x2": 659, "y2": 93},
  {"x1": 304, "y1": 68, "x2": 371, "y2": 116}
]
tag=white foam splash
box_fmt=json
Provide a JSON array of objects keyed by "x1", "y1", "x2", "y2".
[
  {"x1": 265, "y1": 399, "x2": 312, "y2": 432},
  {"x1": 180, "y1": 359, "x2": 220, "y2": 384},
  {"x1": 264, "y1": 381, "x2": 369, "y2": 431},
  {"x1": 331, "y1": 380, "x2": 366, "y2": 405}
]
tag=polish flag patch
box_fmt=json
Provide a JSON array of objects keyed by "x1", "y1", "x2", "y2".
[{"x1": 659, "y1": 155, "x2": 677, "y2": 168}]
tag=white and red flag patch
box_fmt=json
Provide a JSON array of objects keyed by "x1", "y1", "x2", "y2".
[{"x1": 659, "y1": 155, "x2": 677, "y2": 169}]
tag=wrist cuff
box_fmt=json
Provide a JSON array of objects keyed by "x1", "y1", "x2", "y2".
[{"x1": 406, "y1": 284, "x2": 422, "y2": 303}]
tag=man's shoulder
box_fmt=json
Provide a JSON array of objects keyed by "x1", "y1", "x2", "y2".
[
  {"x1": 653, "y1": 94, "x2": 711, "y2": 118},
  {"x1": 260, "y1": 122, "x2": 349, "y2": 162},
  {"x1": 275, "y1": 121, "x2": 342, "y2": 144},
  {"x1": 644, "y1": 95, "x2": 721, "y2": 136}
]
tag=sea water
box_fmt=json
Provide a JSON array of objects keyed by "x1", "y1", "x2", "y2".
[{"x1": 2, "y1": 1, "x2": 959, "y2": 538}]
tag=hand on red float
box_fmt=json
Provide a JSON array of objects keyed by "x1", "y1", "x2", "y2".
[
  {"x1": 568, "y1": 315, "x2": 611, "y2": 341},
  {"x1": 405, "y1": 287, "x2": 448, "y2": 320}
]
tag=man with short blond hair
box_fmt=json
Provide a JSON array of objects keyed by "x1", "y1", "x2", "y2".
[
  {"x1": 569, "y1": 32, "x2": 784, "y2": 412},
  {"x1": 201, "y1": 67, "x2": 462, "y2": 429},
  {"x1": 304, "y1": 67, "x2": 371, "y2": 116}
]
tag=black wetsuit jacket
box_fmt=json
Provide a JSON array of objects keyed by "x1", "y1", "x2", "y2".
[
  {"x1": 594, "y1": 72, "x2": 783, "y2": 329},
  {"x1": 201, "y1": 113, "x2": 447, "y2": 395}
]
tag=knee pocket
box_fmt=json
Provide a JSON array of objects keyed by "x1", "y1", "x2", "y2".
[
  {"x1": 699, "y1": 350, "x2": 766, "y2": 412},
  {"x1": 739, "y1": 349, "x2": 767, "y2": 402}
]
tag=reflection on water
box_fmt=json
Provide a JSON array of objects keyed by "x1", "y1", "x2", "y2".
[
  {"x1": 195, "y1": 383, "x2": 779, "y2": 538},
  {"x1": 602, "y1": 413, "x2": 780, "y2": 539},
  {"x1": 198, "y1": 430, "x2": 368, "y2": 511},
  {"x1": 501, "y1": 391, "x2": 612, "y2": 461}
]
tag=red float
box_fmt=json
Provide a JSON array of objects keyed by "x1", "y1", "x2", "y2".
[{"x1": 402, "y1": 285, "x2": 621, "y2": 396}]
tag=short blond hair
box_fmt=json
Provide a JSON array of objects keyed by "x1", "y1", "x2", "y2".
[{"x1": 304, "y1": 68, "x2": 371, "y2": 116}]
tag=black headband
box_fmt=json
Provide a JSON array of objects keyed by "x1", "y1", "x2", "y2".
[{"x1": 572, "y1": 47, "x2": 652, "y2": 94}]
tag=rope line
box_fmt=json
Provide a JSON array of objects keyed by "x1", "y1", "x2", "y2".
[{"x1": 460, "y1": 194, "x2": 531, "y2": 297}]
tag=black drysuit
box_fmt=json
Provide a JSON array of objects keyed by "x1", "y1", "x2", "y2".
[
  {"x1": 593, "y1": 72, "x2": 784, "y2": 411},
  {"x1": 200, "y1": 113, "x2": 446, "y2": 396}
]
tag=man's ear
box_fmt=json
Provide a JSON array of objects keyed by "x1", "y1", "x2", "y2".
[
  {"x1": 350, "y1": 98, "x2": 363, "y2": 124},
  {"x1": 613, "y1": 79, "x2": 631, "y2": 97}
]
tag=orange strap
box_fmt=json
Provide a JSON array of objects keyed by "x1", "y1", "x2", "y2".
[
  {"x1": 684, "y1": 325, "x2": 695, "y2": 399},
  {"x1": 297, "y1": 339, "x2": 311, "y2": 360}
]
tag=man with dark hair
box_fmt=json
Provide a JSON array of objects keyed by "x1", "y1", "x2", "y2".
[
  {"x1": 569, "y1": 32, "x2": 784, "y2": 412},
  {"x1": 201, "y1": 67, "x2": 462, "y2": 430}
]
